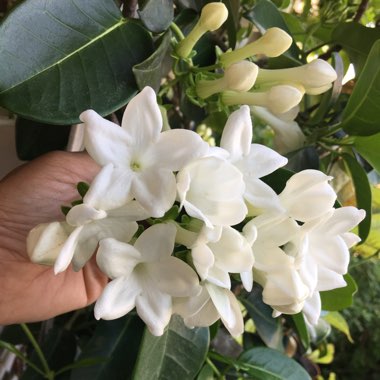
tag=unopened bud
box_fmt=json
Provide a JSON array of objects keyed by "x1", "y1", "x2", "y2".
[
  {"x1": 220, "y1": 27, "x2": 292, "y2": 67},
  {"x1": 222, "y1": 85, "x2": 304, "y2": 114},
  {"x1": 256, "y1": 59, "x2": 337, "y2": 89},
  {"x1": 176, "y1": 2, "x2": 228, "y2": 58},
  {"x1": 196, "y1": 61, "x2": 258, "y2": 99}
]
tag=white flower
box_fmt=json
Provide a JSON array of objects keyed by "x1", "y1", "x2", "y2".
[
  {"x1": 244, "y1": 212, "x2": 309, "y2": 315},
  {"x1": 81, "y1": 86, "x2": 208, "y2": 217},
  {"x1": 296, "y1": 206, "x2": 365, "y2": 324},
  {"x1": 251, "y1": 105, "x2": 306, "y2": 154},
  {"x1": 219, "y1": 106, "x2": 288, "y2": 212},
  {"x1": 190, "y1": 225, "x2": 255, "y2": 291},
  {"x1": 94, "y1": 223, "x2": 201, "y2": 336},
  {"x1": 176, "y1": 156, "x2": 247, "y2": 227},
  {"x1": 53, "y1": 163, "x2": 149, "y2": 274},
  {"x1": 174, "y1": 282, "x2": 244, "y2": 337}
]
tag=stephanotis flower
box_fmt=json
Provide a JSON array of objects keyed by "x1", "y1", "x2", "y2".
[
  {"x1": 176, "y1": 156, "x2": 247, "y2": 227},
  {"x1": 174, "y1": 223, "x2": 255, "y2": 291},
  {"x1": 81, "y1": 86, "x2": 208, "y2": 218},
  {"x1": 218, "y1": 105, "x2": 288, "y2": 213},
  {"x1": 174, "y1": 281, "x2": 244, "y2": 337},
  {"x1": 94, "y1": 223, "x2": 201, "y2": 336},
  {"x1": 243, "y1": 172, "x2": 365, "y2": 324},
  {"x1": 27, "y1": 163, "x2": 149, "y2": 274}
]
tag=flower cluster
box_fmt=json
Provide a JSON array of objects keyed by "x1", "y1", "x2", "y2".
[{"x1": 27, "y1": 87, "x2": 364, "y2": 336}]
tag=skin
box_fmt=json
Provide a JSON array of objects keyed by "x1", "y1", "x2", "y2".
[{"x1": 0, "y1": 151, "x2": 108, "y2": 325}]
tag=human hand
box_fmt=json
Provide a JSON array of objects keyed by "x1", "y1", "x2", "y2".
[{"x1": 0, "y1": 151, "x2": 107, "y2": 325}]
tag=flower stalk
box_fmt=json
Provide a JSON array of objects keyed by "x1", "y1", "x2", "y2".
[{"x1": 176, "y1": 2, "x2": 228, "y2": 58}]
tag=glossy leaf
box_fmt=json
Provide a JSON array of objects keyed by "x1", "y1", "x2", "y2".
[
  {"x1": 243, "y1": 284, "x2": 284, "y2": 351},
  {"x1": 323, "y1": 311, "x2": 353, "y2": 343},
  {"x1": 342, "y1": 153, "x2": 372, "y2": 242},
  {"x1": 70, "y1": 315, "x2": 145, "y2": 380},
  {"x1": 0, "y1": 0, "x2": 153, "y2": 124},
  {"x1": 261, "y1": 168, "x2": 294, "y2": 194},
  {"x1": 132, "y1": 315, "x2": 209, "y2": 380},
  {"x1": 320, "y1": 273, "x2": 358, "y2": 311},
  {"x1": 342, "y1": 40, "x2": 380, "y2": 136},
  {"x1": 332, "y1": 22, "x2": 380, "y2": 76},
  {"x1": 244, "y1": 0, "x2": 302, "y2": 66},
  {"x1": 138, "y1": 0, "x2": 174, "y2": 33},
  {"x1": 354, "y1": 213, "x2": 380, "y2": 258},
  {"x1": 133, "y1": 30, "x2": 172, "y2": 92},
  {"x1": 354, "y1": 132, "x2": 380, "y2": 174},
  {"x1": 291, "y1": 313, "x2": 310, "y2": 350},
  {"x1": 16, "y1": 118, "x2": 71, "y2": 160},
  {"x1": 239, "y1": 347, "x2": 311, "y2": 380}
]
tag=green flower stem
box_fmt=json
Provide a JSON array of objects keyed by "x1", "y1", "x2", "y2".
[
  {"x1": 170, "y1": 22, "x2": 185, "y2": 41},
  {"x1": 176, "y1": 25, "x2": 205, "y2": 58},
  {"x1": 206, "y1": 357, "x2": 223, "y2": 378},
  {"x1": 21, "y1": 323, "x2": 53, "y2": 379},
  {"x1": 196, "y1": 77, "x2": 225, "y2": 98},
  {"x1": 221, "y1": 90, "x2": 267, "y2": 107}
]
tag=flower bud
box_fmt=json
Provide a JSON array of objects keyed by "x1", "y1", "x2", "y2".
[
  {"x1": 220, "y1": 27, "x2": 293, "y2": 67},
  {"x1": 176, "y1": 2, "x2": 228, "y2": 58},
  {"x1": 222, "y1": 85, "x2": 304, "y2": 114},
  {"x1": 196, "y1": 61, "x2": 258, "y2": 99},
  {"x1": 256, "y1": 59, "x2": 337, "y2": 89}
]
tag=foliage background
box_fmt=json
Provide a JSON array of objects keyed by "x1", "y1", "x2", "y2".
[{"x1": 0, "y1": 0, "x2": 379, "y2": 379}]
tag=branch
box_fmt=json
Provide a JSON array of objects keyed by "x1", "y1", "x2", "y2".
[{"x1": 353, "y1": 0, "x2": 370, "y2": 22}]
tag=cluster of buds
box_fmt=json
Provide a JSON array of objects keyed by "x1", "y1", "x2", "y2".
[{"x1": 175, "y1": 3, "x2": 337, "y2": 154}]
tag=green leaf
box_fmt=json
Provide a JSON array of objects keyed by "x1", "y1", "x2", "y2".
[
  {"x1": 354, "y1": 132, "x2": 380, "y2": 174},
  {"x1": 244, "y1": 0, "x2": 303, "y2": 67},
  {"x1": 138, "y1": 0, "x2": 174, "y2": 33},
  {"x1": 133, "y1": 30, "x2": 172, "y2": 92},
  {"x1": 320, "y1": 273, "x2": 358, "y2": 311},
  {"x1": 15, "y1": 118, "x2": 71, "y2": 160},
  {"x1": 77, "y1": 182, "x2": 90, "y2": 198},
  {"x1": 132, "y1": 315, "x2": 209, "y2": 380},
  {"x1": 290, "y1": 313, "x2": 310, "y2": 350},
  {"x1": 196, "y1": 363, "x2": 214, "y2": 380},
  {"x1": 354, "y1": 213, "x2": 380, "y2": 258},
  {"x1": 342, "y1": 153, "x2": 372, "y2": 242},
  {"x1": 261, "y1": 168, "x2": 294, "y2": 194},
  {"x1": 332, "y1": 22, "x2": 380, "y2": 76},
  {"x1": 342, "y1": 40, "x2": 380, "y2": 136},
  {"x1": 323, "y1": 311, "x2": 353, "y2": 343},
  {"x1": 0, "y1": 0, "x2": 153, "y2": 124},
  {"x1": 70, "y1": 315, "x2": 145, "y2": 380},
  {"x1": 239, "y1": 347, "x2": 311, "y2": 380},
  {"x1": 242, "y1": 284, "x2": 284, "y2": 351}
]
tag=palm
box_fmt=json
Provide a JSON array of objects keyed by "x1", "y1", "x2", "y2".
[{"x1": 0, "y1": 151, "x2": 107, "y2": 324}]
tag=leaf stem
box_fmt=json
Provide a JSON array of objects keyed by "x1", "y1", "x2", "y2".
[
  {"x1": 0, "y1": 340, "x2": 46, "y2": 377},
  {"x1": 21, "y1": 323, "x2": 53, "y2": 379}
]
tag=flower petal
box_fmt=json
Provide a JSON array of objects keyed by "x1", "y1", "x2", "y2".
[
  {"x1": 222, "y1": 289, "x2": 244, "y2": 336},
  {"x1": 94, "y1": 275, "x2": 139, "y2": 320},
  {"x1": 121, "y1": 87, "x2": 162, "y2": 146},
  {"x1": 27, "y1": 222, "x2": 73, "y2": 266},
  {"x1": 302, "y1": 292, "x2": 321, "y2": 326},
  {"x1": 244, "y1": 178, "x2": 283, "y2": 212},
  {"x1": 149, "y1": 129, "x2": 208, "y2": 171},
  {"x1": 131, "y1": 168, "x2": 176, "y2": 218},
  {"x1": 83, "y1": 164, "x2": 133, "y2": 210},
  {"x1": 183, "y1": 298, "x2": 220, "y2": 328},
  {"x1": 240, "y1": 270, "x2": 253, "y2": 292},
  {"x1": 135, "y1": 223, "x2": 176, "y2": 262},
  {"x1": 81, "y1": 110, "x2": 131, "y2": 167},
  {"x1": 220, "y1": 106, "x2": 252, "y2": 162},
  {"x1": 237, "y1": 143, "x2": 287, "y2": 179},
  {"x1": 96, "y1": 238, "x2": 141, "y2": 279},
  {"x1": 66, "y1": 204, "x2": 106, "y2": 227},
  {"x1": 135, "y1": 290, "x2": 172, "y2": 336},
  {"x1": 71, "y1": 218, "x2": 138, "y2": 271},
  {"x1": 147, "y1": 258, "x2": 200, "y2": 297},
  {"x1": 54, "y1": 226, "x2": 84, "y2": 274},
  {"x1": 279, "y1": 169, "x2": 336, "y2": 222},
  {"x1": 191, "y1": 244, "x2": 215, "y2": 280}
]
